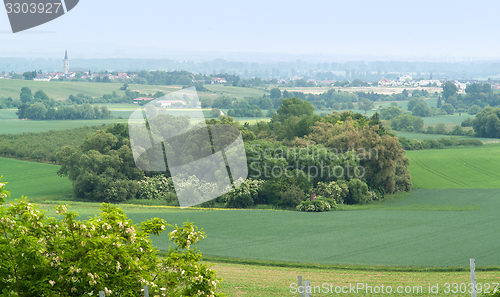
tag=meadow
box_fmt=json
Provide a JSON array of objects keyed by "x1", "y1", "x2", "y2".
[{"x1": 407, "y1": 144, "x2": 500, "y2": 188}]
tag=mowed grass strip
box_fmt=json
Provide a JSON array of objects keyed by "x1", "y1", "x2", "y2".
[
  {"x1": 406, "y1": 144, "x2": 500, "y2": 188},
  {"x1": 0, "y1": 158, "x2": 72, "y2": 200},
  {"x1": 211, "y1": 262, "x2": 500, "y2": 297}
]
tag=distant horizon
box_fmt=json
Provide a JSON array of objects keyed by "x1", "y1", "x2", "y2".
[{"x1": 2, "y1": 0, "x2": 500, "y2": 63}]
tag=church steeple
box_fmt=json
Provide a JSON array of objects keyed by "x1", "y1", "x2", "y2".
[{"x1": 63, "y1": 50, "x2": 69, "y2": 75}]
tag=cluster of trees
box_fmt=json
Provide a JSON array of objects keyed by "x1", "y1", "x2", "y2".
[
  {"x1": 18, "y1": 102, "x2": 110, "y2": 120},
  {"x1": 14, "y1": 87, "x2": 111, "y2": 120},
  {"x1": 53, "y1": 98, "x2": 411, "y2": 208},
  {"x1": 471, "y1": 107, "x2": 500, "y2": 138},
  {"x1": 57, "y1": 124, "x2": 144, "y2": 202},
  {"x1": 441, "y1": 81, "x2": 500, "y2": 109}
]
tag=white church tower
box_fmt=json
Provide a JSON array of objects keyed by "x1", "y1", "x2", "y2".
[{"x1": 63, "y1": 50, "x2": 69, "y2": 75}]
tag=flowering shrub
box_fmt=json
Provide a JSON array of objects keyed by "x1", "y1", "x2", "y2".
[
  {"x1": 137, "y1": 175, "x2": 175, "y2": 200},
  {"x1": 296, "y1": 199, "x2": 333, "y2": 212},
  {"x1": 0, "y1": 183, "x2": 224, "y2": 297},
  {"x1": 223, "y1": 178, "x2": 264, "y2": 208},
  {"x1": 315, "y1": 181, "x2": 349, "y2": 204}
]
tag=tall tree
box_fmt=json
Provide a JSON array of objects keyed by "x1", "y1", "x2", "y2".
[{"x1": 442, "y1": 81, "x2": 458, "y2": 99}]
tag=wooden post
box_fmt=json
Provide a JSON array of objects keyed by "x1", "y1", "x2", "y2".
[
  {"x1": 99, "y1": 292, "x2": 105, "y2": 297},
  {"x1": 310, "y1": 193, "x2": 316, "y2": 201},
  {"x1": 298, "y1": 276, "x2": 304, "y2": 297},
  {"x1": 305, "y1": 280, "x2": 311, "y2": 297},
  {"x1": 470, "y1": 258, "x2": 476, "y2": 297}
]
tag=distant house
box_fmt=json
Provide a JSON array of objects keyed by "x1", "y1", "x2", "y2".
[
  {"x1": 34, "y1": 74, "x2": 51, "y2": 81},
  {"x1": 211, "y1": 77, "x2": 227, "y2": 84},
  {"x1": 158, "y1": 100, "x2": 185, "y2": 107},
  {"x1": 133, "y1": 97, "x2": 154, "y2": 104},
  {"x1": 378, "y1": 78, "x2": 391, "y2": 86},
  {"x1": 118, "y1": 73, "x2": 128, "y2": 79}
]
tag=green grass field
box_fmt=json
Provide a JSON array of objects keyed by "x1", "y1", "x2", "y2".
[
  {"x1": 3, "y1": 156, "x2": 500, "y2": 267},
  {"x1": 0, "y1": 158, "x2": 72, "y2": 200},
  {"x1": 407, "y1": 144, "x2": 500, "y2": 188},
  {"x1": 0, "y1": 79, "x2": 127, "y2": 100},
  {"x1": 424, "y1": 114, "x2": 473, "y2": 125}
]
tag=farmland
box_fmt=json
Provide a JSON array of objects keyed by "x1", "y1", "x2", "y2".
[
  {"x1": 407, "y1": 144, "x2": 500, "y2": 188},
  {"x1": 3, "y1": 145, "x2": 500, "y2": 267}
]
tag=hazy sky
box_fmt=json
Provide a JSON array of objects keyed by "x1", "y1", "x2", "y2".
[{"x1": 1, "y1": 0, "x2": 500, "y2": 61}]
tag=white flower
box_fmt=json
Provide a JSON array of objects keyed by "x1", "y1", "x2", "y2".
[{"x1": 49, "y1": 280, "x2": 55, "y2": 286}]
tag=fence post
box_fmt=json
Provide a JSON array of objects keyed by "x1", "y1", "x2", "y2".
[
  {"x1": 305, "y1": 280, "x2": 311, "y2": 297},
  {"x1": 470, "y1": 258, "x2": 476, "y2": 297},
  {"x1": 99, "y1": 292, "x2": 105, "y2": 297},
  {"x1": 298, "y1": 276, "x2": 304, "y2": 297}
]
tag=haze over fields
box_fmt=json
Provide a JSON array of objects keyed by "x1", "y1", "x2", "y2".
[{"x1": 1, "y1": 0, "x2": 500, "y2": 62}]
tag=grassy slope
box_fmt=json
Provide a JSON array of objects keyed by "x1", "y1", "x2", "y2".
[
  {"x1": 3, "y1": 145, "x2": 500, "y2": 267},
  {"x1": 0, "y1": 158, "x2": 72, "y2": 200},
  {"x1": 407, "y1": 144, "x2": 500, "y2": 188}
]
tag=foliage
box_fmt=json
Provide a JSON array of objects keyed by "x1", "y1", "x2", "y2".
[
  {"x1": 411, "y1": 102, "x2": 431, "y2": 117},
  {"x1": 0, "y1": 125, "x2": 111, "y2": 162},
  {"x1": 314, "y1": 181, "x2": 349, "y2": 204},
  {"x1": 223, "y1": 178, "x2": 264, "y2": 208},
  {"x1": 296, "y1": 199, "x2": 332, "y2": 212},
  {"x1": 0, "y1": 195, "x2": 224, "y2": 297},
  {"x1": 391, "y1": 114, "x2": 424, "y2": 132},
  {"x1": 57, "y1": 125, "x2": 145, "y2": 202},
  {"x1": 278, "y1": 185, "x2": 306, "y2": 209},
  {"x1": 379, "y1": 105, "x2": 404, "y2": 120},
  {"x1": 137, "y1": 175, "x2": 175, "y2": 201},
  {"x1": 304, "y1": 116, "x2": 412, "y2": 194},
  {"x1": 472, "y1": 107, "x2": 500, "y2": 138}
]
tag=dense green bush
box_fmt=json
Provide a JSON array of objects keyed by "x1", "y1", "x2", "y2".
[
  {"x1": 278, "y1": 185, "x2": 306, "y2": 209},
  {"x1": 346, "y1": 179, "x2": 371, "y2": 204}
]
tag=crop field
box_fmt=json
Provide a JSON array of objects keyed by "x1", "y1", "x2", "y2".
[
  {"x1": 0, "y1": 158, "x2": 72, "y2": 200},
  {"x1": 424, "y1": 114, "x2": 473, "y2": 126},
  {"x1": 0, "y1": 79, "x2": 127, "y2": 100},
  {"x1": 407, "y1": 144, "x2": 500, "y2": 188},
  {"x1": 0, "y1": 109, "x2": 17, "y2": 120},
  {"x1": 2, "y1": 156, "x2": 500, "y2": 268}
]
